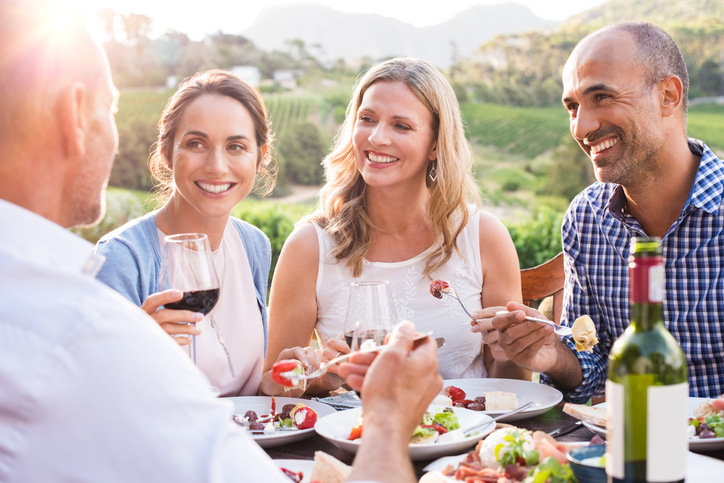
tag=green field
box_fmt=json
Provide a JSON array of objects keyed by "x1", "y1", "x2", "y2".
[{"x1": 688, "y1": 104, "x2": 724, "y2": 150}]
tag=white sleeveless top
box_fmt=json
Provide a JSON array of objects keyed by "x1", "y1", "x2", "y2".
[
  {"x1": 157, "y1": 220, "x2": 264, "y2": 396},
  {"x1": 313, "y1": 208, "x2": 487, "y2": 379}
]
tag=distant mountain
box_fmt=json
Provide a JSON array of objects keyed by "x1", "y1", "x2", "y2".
[
  {"x1": 562, "y1": 0, "x2": 724, "y2": 28},
  {"x1": 242, "y1": 3, "x2": 557, "y2": 69}
]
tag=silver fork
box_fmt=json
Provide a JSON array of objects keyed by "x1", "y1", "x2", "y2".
[
  {"x1": 495, "y1": 310, "x2": 572, "y2": 337},
  {"x1": 281, "y1": 332, "x2": 438, "y2": 383},
  {"x1": 441, "y1": 288, "x2": 476, "y2": 320}
]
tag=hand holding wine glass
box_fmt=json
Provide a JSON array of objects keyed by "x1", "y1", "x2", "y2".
[
  {"x1": 158, "y1": 233, "x2": 220, "y2": 363},
  {"x1": 343, "y1": 281, "x2": 397, "y2": 353}
]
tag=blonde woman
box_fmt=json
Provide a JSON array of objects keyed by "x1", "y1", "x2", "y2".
[{"x1": 264, "y1": 57, "x2": 529, "y2": 394}]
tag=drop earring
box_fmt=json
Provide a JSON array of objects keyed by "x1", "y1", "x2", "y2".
[{"x1": 427, "y1": 160, "x2": 438, "y2": 184}]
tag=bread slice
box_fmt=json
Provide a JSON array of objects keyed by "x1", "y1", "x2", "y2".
[
  {"x1": 484, "y1": 391, "x2": 519, "y2": 411},
  {"x1": 563, "y1": 403, "x2": 607, "y2": 426},
  {"x1": 693, "y1": 400, "x2": 722, "y2": 419},
  {"x1": 308, "y1": 451, "x2": 352, "y2": 483}
]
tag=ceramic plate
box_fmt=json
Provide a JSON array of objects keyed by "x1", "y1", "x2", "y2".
[
  {"x1": 580, "y1": 398, "x2": 724, "y2": 451},
  {"x1": 314, "y1": 405, "x2": 495, "y2": 461},
  {"x1": 274, "y1": 459, "x2": 314, "y2": 483},
  {"x1": 228, "y1": 396, "x2": 336, "y2": 448},
  {"x1": 421, "y1": 450, "x2": 724, "y2": 483},
  {"x1": 440, "y1": 378, "x2": 562, "y2": 422}
]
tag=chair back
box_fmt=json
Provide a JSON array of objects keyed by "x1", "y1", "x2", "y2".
[{"x1": 520, "y1": 252, "x2": 565, "y2": 324}]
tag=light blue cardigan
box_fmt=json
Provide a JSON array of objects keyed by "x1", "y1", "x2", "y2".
[{"x1": 94, "y1": 211, "x2": 271, "y2": 354}]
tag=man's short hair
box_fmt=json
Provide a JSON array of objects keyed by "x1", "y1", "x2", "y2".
[
  {"x1": 585, "y1": 22, "x2": 689, "y2": 118},
  {"x1": 0, "y1": 0, "x2": 101, "y2": 147}
]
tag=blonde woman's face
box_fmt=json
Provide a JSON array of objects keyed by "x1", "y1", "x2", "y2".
[
  {"x1": 352, "y1": 81, "x2": 437, "y2": 190},
  {"x1": 170, "y1": 93, "x2": 262, "y2": 222}
]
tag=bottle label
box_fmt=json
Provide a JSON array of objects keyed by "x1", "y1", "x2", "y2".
[
  {"x1": 605, "y1": 380, "x2": 688, "y2": 481},
  {"x1": 630, "y1": 255, "x2": 664, "y2": 303},
  {"x1": 647, "y1": 383, "x2": 688, "y2": 481},
  {"x1": 648, "y1": 265, "x2": 664, "y2": 303}
]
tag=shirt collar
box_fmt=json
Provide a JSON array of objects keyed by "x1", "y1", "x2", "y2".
[
  {"x1": 0, "y1": 199, "x2": 105, "y2": 276},
  {"x1": 603, "y1": 139, "x2": 724, "y2": 223}
]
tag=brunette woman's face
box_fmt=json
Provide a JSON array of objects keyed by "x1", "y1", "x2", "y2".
[
  {"x1": 352, "y1": 81, "x2": 437, "y2": 191},
  {"x1": 170, "y1": 93, "x2": 264, "y2": 221}
]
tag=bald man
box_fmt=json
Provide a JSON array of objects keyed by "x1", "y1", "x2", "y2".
[
  {"x1": 0, "y1": 2, "x2": 441, "y2": 481},
  {"x1": 481, "y1": 22, "x2": 724, "y2": 403}
]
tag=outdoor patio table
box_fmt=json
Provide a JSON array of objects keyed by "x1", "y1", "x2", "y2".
[{"x1": 263, "y1": 402, "x2": 724, "y2": 480}]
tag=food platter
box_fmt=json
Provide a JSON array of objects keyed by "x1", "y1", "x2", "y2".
[
  {"x1": 314, "y1": 405, "x2": 495, "y2": 461},
  {"x1": 420, "y1": 449, "x2": 724, "y2": 483},
  {"x1": 228, "y1": 396, "x2": 336, "y2": 448},
  {"x1": 441, "y1": 378, "x2": 562, "y2": 422},
  {"x1": 581, "y1": 398, "x2": 724, "y2": 451}
]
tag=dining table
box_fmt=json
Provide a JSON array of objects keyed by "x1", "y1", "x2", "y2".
[{"x1": 264, "y1": 398, "x2": 724, "y2": 481}]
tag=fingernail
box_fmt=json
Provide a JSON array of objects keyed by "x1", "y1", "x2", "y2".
[
  {"x1": 193, "y1": 312, "x2": 203, "y2": 321},
  {"x1": 173, "y1": 290, "x2": 183, "y2": 298},
  {"x1": 470, "y1": 325, "x2": 480, "y2": 333},
  {"x1": 194, "y1": 329, "x2": 202, "y2": 335}
]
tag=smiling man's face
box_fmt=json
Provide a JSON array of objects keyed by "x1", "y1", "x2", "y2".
[{"x1": 561, "y1": 30, "x2": 666, "y2": 186}]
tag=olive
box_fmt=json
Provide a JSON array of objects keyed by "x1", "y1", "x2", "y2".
[
  {"x1": 467, "y1": 402, "x2": 486, "y2": 411},
  {"x1": 244, "y1": 410, "x2": 258, "y2": 421},
  {"x1": 249, "y1": 421, "x2": 264, "y2": 430}
]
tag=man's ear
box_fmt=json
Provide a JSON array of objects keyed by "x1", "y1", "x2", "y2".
[
  {"x1": 60, "y1": 81, "x2": 88, "y2": 158},
  {"x1": 660, "y1": 75, "x2": 684, "y2": 118}
]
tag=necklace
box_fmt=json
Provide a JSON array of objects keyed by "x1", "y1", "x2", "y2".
[{"x1": 164, "y1": 204, "x2": 236, "y2": 378}]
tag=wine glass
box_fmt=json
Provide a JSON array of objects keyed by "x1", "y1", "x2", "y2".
[
  {"x1": 159, "y1": 233, "x2": 220, "y2": 363},
  {"x1": 343, "y1": 281, "x2": 397, "y2": 352}
]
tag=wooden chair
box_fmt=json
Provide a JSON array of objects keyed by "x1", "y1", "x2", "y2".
[{"x1": 520, "y1": 252, "x2": 565, "y2": 324}]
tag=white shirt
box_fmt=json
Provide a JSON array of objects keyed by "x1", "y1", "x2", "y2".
[
  {"x1": 314, "y1": 207, "x2": 487, "y2": 379},
  {"x1": 0, "y1": 200, "x2": 289, "y2": 483},
  {"x1": 157, "y1": 222, "x2": 264, "y2": 396}
]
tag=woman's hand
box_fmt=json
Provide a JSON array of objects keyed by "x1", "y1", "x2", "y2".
[
  {"x1": 141, "y1": 289, "x2": 203, "y2": 346},
  {"x1": 320, "y1": 333, "x2": 351, "y2": 376},
  {"x1": 259, "y1": 346, "x2": 323, "y2": 397}
]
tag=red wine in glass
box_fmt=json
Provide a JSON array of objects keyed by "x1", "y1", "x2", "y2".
[{"x1": 164, "y1": 288, "x2": 220, "y2": 315}]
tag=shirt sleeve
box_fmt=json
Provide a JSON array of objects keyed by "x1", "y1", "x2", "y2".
[
  {"x1": 95, "y1": 236, "x2": 148, "y2": 306},
  {"x1": 540, "y1": 205, "x2": 610, "y2": 403}
]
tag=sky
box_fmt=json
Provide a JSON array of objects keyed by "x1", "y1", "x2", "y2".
[{"x1": 74, "y1": 0, "x2": 608, "y2": 40}]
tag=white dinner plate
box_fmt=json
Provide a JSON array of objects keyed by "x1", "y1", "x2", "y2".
[
  {"x1": 274, "y1": 459, "x2": 314, "y2": 483},
  {"x1": 580, "y1": 398, "x2": 724, "y2": 451},
  {"x1": 440, "y1": 378, "x2": 563, "y2": 422},
  {"x1": 314, "y1": 405, "x2": 495, "y2": 461},
  {"x1": 228, "y1": 396, "x2": 336, "y2": 448},
  {"x1": 420, "y1": 450, "x2": 724, "y2": 482}
]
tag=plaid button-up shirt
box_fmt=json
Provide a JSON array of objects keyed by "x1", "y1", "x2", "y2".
[{"x1": 541, "y1": 139, "x2": 724, "y2": 403}]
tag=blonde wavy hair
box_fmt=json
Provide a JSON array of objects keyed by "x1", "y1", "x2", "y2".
[
  {"x1": 149, "y1": 69, "x2": 276, "y2": 204},
  {"x1": 309, "y1": 57, "x2": 481, "y2": 278}
]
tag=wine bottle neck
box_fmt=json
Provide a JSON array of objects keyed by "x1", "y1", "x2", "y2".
[{"x1": 630, "y1": 302, "x2": 663, "y2": 330}]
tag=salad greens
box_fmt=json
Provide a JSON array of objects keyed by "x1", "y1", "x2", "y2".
[
  {"x1": 495, "y1": 429, "x2": 539, "y2": 467},
  {"x1": 706, "y1": 414, "x2": 724, "y2": 437},
  {"x1": 523, "y1": 456, "x2": 577, "y2": 483},
  {"x1": 433, "y1": 409, "x2": 460, "y2": 431}
]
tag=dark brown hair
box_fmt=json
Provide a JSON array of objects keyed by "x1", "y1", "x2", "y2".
[{"x1": 149, "y1": 69, "x2": 276, "y2": 202}]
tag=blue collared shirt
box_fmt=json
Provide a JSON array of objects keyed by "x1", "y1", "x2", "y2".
[{"x1": 541, "y1": 139, "x2": 724, "y2": 403}]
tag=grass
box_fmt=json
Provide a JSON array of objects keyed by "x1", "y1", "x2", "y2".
[{"x1": 688, "y1": 103, "x2": 724, "y2": 151}]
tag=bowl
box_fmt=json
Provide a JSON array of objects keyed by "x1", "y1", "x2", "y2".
[{"x1": 567, "y1": 444, "x2": 606, "y2": 483}]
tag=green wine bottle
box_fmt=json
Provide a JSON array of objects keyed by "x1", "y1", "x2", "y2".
[{"x1": 606, "y1": 237, "x2": 688, "y2": 483}]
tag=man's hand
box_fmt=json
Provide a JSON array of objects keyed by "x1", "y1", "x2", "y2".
[
  {"x1": 493, "y1": 302, "x2": 563, "y2": 373},
  {"x1": 340, "y1": 320, "x2": 441, "y2": 483}
]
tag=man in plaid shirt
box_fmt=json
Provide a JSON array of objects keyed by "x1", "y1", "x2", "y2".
[{"x1": 485, "y1": 22, "x2": 724, "y2": 402}]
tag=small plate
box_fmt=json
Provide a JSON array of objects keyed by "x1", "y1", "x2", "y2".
[
  {"x1": 274, "y1": 459, "x2": 314, "y2": 483},
  {"x1": 581, "y1": 398, "x2": 724, "y2": 451},
  {"x1": 314, "y1": 405, "x2": 495, "y2": 461},
  {"x1": 228, "y1": 396, "x2": 336, "y2": 448},
  {"x1": 441, "y1": 378, "x2": 562, "y2": 421}
]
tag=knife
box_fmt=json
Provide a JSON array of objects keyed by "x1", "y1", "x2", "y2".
[{"x1": 547, "y1": 420, "x2": 583, "y2": 438}]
